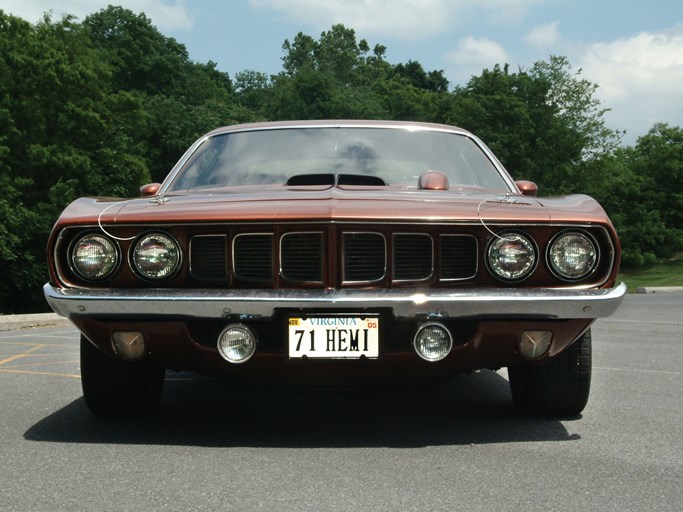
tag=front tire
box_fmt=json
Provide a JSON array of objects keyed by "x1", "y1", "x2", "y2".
[
  {"x1": 80, "y1": 335, "x2": 165, "y2": 417},
  {"x1": 508, "y1": 329, "x2": 592, "y2": 417}
]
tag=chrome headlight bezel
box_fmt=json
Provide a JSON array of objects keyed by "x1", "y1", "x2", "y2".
[
  {"x1": 130, "y1": 231, "x2": 181, "y2": 281},
  {"x1": 486, "y1": 232, "x2": 537, "y2": 282},
  {"x1": 68, "y1": 233, "x2": 121, "y2": 282},
  {"x1": 547, "y1": 230, "x2": 600, "y2": 282}
]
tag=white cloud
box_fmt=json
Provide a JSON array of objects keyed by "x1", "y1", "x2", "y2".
[
  {"x1": 446, "y1": 36, "x2": 511, "y2": 83},
  {"x1": 577, "y1": 24, "x2": 683, "y2": 143},
  {"x1": 2, "y1": 1, "x2": 194, "y2": 31},
  {"x1": 524, "y1": 21, "x2": 560, "y2": 49},
  {"x1": 250, "y1": 0, "x2": 543, "y2": 39}
]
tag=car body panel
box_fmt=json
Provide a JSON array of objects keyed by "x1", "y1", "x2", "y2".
[{"x1": 51, "y1": 189, "x2": 611, "y2": 226}]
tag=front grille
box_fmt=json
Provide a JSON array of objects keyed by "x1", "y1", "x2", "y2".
[
  {"x1": 343, "y1": 233, "x2": 386, "y2": 282},
  {"x1": 394, "y1": 234, "x2": 433, "y2": 281},
  {"x1": 281, "y1": 232, "x2": 323, "y2": 282},
  {"x1": 188, "y1": 227, "x2": 479, "y2": 286},
  {"x1": 233, "y1": 234, "x2": 273, "y2": 282}
]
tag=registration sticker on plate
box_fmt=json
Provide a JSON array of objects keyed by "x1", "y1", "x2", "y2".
[{"x1": 288, "y1": 316, "x2": 380, "y2": 359}]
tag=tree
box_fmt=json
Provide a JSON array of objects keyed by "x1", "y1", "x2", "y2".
[
  {"x1": 83, "y1": 6, "x2": 244, "y2": 181},
  {"x1": 529, "y1": 56, "x2": 621, "y2": 159},
  {"x1": 271, "y1": 24, "x2": 446, "y2": 122},
  {"x1": 445, "y1": 57, "x2": 621, "y2": 194},
  {"x1": 631, "y1": 123, "x2": 683, "y2": 232},
  {"x1": 235, "y1": 70, "x2": 272, "y2": 117},
  {"x1": 83, "y1": 6, "x2": 190, "y2": 95},
  {"x1": 394, "y1": 60, "x2": 449, "y2": 93}
]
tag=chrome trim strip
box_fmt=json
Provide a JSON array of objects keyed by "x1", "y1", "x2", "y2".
[{"x1": 44, "y1": 282, "x2": 627, "y2": 321}]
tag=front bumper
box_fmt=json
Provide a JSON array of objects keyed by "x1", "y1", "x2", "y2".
[{"x1": 44, "y1": 282, "x2": 626, "y2": 321}]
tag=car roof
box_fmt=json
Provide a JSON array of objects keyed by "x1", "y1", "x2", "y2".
[{"x1": 204, "y1": 120, "x2": 473, "y2": 137}]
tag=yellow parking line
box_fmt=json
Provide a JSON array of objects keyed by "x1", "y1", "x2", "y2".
[
  {"x1": 0, "y1": 369, "x2": 80, "y2": 379},
  {"x1": 0, "y1": 344, "x2": 46, "y2": 366},
  {"x1": 2, "y1": 360, "x2": 78, "y2": 369},
  {"x1": 0, "y1": 341, "x2": 74, "y2": 348}
]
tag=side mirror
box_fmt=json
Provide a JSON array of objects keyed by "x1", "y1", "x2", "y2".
[
  {"x1": 140, "y1": 183, "x2": 162, "y2": 197},
  {"x1": 515, "y1": 180, "x2": 538, "y2": 197}
]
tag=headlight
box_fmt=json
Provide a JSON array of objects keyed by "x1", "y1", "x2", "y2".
[
  {"x1": 548, "y1": 231, "x2": 598, "y2": 280},
  {"x1": 487, "y1": 233, "x2": 536, "y2": 281},
  {"x1": 131, "y1": 233, "x2": 181, "y2": 280},
  {"x1": 70, "y1": 234, "x2": 119, "y2": 281}
]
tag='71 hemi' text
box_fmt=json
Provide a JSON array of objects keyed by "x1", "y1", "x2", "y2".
[{"x1": 288, "y1": 317, "x2": 380, "y2": 359}]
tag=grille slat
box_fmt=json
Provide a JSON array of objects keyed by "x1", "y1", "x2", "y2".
[
  {"x1": 281, "y1": 233, "x2": 323, "y2": 282},
  {"x1": 394, "y1": 234, "x2": 433, "y2": 281},
  {"x1": 440, "y1": 235, "x2": 477, "y2": 280},
  {"x1": 233, "y1": 234, "x2": 273, "y2": 282},
  {"x1": 344, "y1": 233, "x2": 386, "y2": 282}
]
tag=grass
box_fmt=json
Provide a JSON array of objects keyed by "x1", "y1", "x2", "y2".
[{"x1": 618, "y1": 255, "x2": 683, "y2": 291}]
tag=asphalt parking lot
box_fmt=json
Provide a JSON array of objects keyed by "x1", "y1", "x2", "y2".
[{"x1": 1, "y1": 294, "x2": 681, "y2": 511}]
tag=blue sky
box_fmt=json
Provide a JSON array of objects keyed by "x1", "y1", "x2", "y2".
[{"x1": 5, "y1": 0, "x2": 683, "y2": 145}]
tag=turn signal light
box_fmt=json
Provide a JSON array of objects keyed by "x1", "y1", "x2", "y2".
[
  {"x1": 519, "y1": 330, "x2": 552, "y2": 359},
  {"x1": 112, "y1": 331, "x2": 146, "y2": 360}
]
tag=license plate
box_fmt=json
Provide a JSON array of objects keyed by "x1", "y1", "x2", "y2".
[{"x1": 288, "y1": 315, "x2": 380, "y2": 359}]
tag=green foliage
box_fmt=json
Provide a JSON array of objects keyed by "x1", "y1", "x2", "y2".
[
  {"x1": 445, "y1": 58, "x2": 620, "y2": 193},
  {"x1": 0, "y1": 9, "x2": 680, "y2": 311},
  {"x1": 619, "y1": 254, "x2": 683, "y2": 290},
  {"x1": 83, "y1": 6, "x2": 190, "y2": 95},
  {"x1": 631, "y1": 124, "x2": 683, "y2": 231},
  {"x1": 270, "y1": 24, "x2": 444, "y2": 121}
]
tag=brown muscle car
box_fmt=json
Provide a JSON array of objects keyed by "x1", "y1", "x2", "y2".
[{"x1": 44, "y1": 120, "x2": 626, "y2": 417}]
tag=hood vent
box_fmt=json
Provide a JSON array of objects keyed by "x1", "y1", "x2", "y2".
[{"x1": 286, "y1": 174, "x2": 386, "y2": 187}]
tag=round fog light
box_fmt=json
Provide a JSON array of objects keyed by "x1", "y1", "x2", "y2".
[
  {"x1": 217, "y1": 324, "x2": 257, "y2": 364},
  {"x1": 519, "y1": 330, "x2": 552, "y2": 359},
  {"x1": 413, "y1": 322, "x2": 453, "y2": 362}
]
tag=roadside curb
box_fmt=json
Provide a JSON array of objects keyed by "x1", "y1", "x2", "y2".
[
  {"x1": 0, "y1": 313, "x2": 73, "y2": 332},
  {"x1": 634, "y1": 286, "x2": 683, "y2": 294}
]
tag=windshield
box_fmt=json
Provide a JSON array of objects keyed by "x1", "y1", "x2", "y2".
[{"x1": 166, "y1": 127, "x2": 512, "y2": 192}]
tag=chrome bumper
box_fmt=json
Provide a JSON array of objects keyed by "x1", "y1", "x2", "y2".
[{"x1": 44, "y1": 282, "x2": 627, "y2": 321}]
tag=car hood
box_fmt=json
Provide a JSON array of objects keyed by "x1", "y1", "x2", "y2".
[{"x1": 57, "y1": 186, "x2": 610, "y2": 226}]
